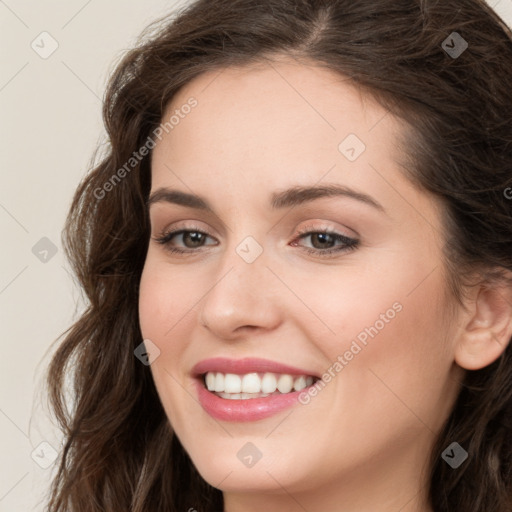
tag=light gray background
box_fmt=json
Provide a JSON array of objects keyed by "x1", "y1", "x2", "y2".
[{"x1": 1, "y1": 1, "x2": 511, "y2": 510}]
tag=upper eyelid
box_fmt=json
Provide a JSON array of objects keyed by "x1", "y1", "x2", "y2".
[
  {"x1": 155, "y1": 220, "x2": 214, "y2": 236},
  {"x1": 154, "y1": 216, "x2": 354, "y2": 234},
  {"x1": 156, "y1": 224, "x2": 352, "y2": 237}
]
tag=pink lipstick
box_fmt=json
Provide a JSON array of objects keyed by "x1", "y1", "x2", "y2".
[{"x1": 192, "y1": 357, "x2": 320, "y2": 422}]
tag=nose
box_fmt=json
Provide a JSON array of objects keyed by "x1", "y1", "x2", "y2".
[{"x1": 198, "y1": 245, "x2": 283, "y2": 339}]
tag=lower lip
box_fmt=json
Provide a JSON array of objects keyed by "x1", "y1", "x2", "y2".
[{"x1": 195, "y1": 379, "x2": 309, "y2": 422}]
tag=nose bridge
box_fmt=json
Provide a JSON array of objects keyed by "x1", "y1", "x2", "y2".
[
  {"x1": 198, "y1": 234, "x2": 282, "y2": 336},
  {"x1": 216, "y1": 231, "x2": 270, "y2": 293}
]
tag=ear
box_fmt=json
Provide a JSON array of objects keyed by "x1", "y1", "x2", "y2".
[{"x1": 455, "y1": 277, "x2": 512, "y2": 371}]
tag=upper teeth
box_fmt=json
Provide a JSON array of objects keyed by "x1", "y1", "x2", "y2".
[{"x1": 204, "y1": 372, "x2": 314, "y2": 394}]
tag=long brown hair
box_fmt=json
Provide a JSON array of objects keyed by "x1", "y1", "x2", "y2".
[{"x1": 45, "y1": 0, "x2": 512, "y2": 510}]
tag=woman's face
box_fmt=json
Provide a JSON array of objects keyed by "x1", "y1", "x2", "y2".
[{"x1": 139, "y1": 58, "x2": 465, "y2": 508}]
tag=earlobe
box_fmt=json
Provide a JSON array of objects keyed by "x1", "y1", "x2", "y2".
[{"x1": 454, "y1": 280, "x2": 512, "y2": 371}]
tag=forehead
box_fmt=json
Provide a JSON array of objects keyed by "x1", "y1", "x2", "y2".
[
  {"x1": 151, "y1": 57, "x2": 405, "y2": 187},
  {"x1": 168, "y1": 60, "x2": 391, "y2": 145}
]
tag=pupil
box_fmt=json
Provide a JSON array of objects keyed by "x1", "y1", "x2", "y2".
[
  {"x1": 185, "y1": 232, "x2": 204, "y2": 247},
  {"x1": 312, "y1": 233, "x2": 333, "y2": 249}
]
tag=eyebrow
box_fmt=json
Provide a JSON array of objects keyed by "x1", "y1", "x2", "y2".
[{"x1": 147, "y1": 184, "x2": 385, "y2": 213}]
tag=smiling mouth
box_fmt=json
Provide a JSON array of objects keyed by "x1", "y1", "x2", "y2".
[{"x1": 201, "y1": 371, "x2": 320, "y2": 400}]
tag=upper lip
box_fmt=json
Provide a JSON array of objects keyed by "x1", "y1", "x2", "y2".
[{"x1": 192, "y1": 357, "x2": 320, "y2": 378}]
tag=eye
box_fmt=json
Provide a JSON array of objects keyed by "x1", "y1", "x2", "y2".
[
  {"x1": 153, "y1": 225, "x2": 359, "y2": 258},
  {"x1": 291, "y1": 228, "x2": 359, "y2": 257},
  {"x1": 153, "y1": 226, "x2": 217, "y2": 254}
]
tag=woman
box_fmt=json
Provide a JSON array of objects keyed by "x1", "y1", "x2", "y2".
[{"x1": 45, "y1": 0, "x2": 512, "y2": 510}]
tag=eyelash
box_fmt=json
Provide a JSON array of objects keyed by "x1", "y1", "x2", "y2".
[{"x1": 153, "y1": 225, "x2": 359, "y2": 258}]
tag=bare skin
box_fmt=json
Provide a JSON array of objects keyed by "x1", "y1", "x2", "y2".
[{"x1": 138, "y1": 56, "x2": 512, "y2": 512}]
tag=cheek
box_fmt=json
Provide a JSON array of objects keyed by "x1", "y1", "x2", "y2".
[
  {"x1": 138, "y1": 256, "x2": 198, "y2": 341},
  {"x1": 138, "y1": 259, "x2": 192, "y2": 400},
  {"x1": 281, "y1": 257, "x2": 416, "y2": 359},
  {"x1": 324, "y1": 270, "x2": 455, "y2": 437},
  {"x1": 138, "y1": 268, "x2": 168, "y2": 341},
  {"x1": 138, "y1": 260, "x2": 201, "y2": 429},
  {"x1": 292, "y1": 251, "x2": 455, "y2": 424},
  {"x1": 295, "y1": 246, "x2": 450, "y2": 365}
]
